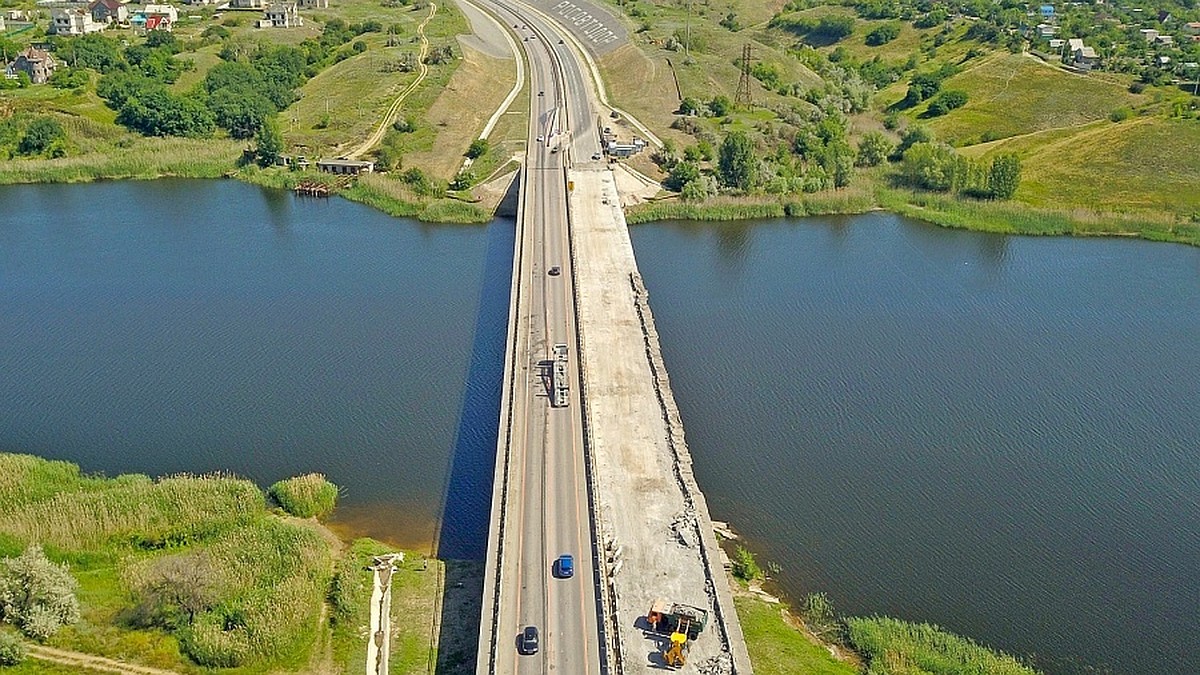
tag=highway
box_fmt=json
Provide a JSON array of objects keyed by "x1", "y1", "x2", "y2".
[{"x1": 475, "y1": 1, "x2": 608, "y2": 673}]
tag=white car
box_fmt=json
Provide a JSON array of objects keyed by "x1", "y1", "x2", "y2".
[{"x1": 536, "y1": 135, "x2": 545, "y2": 143}]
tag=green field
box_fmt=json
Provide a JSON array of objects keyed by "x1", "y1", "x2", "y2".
[
  {"x1": 920, "y1": 52, "x2": 1144, "y2": 145},
  {"x1": 735, "y1": 594, "x2": 859, "y2": 675},
  {"x1": 970, "y1": 116, "x2": 1200, "y2": 217}
]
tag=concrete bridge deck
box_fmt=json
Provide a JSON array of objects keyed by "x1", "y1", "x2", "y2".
[{"x1": 473, "y1": 1, "x2": 751, "y2": 672}]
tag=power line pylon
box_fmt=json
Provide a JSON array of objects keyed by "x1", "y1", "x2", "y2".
[{"x1": 735, "y1": 43, "x2": 754, "y2": 107}]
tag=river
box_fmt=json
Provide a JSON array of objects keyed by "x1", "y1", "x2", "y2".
[
  {"x1": 629, "y1": 213, "x2": 1200, "y2": 675},
  {"x1": 1, "y1": 182, "x2": 1195, "y2": 674}
]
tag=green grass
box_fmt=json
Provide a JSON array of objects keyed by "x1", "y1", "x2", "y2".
[
  {"x1": 966, "y1": 116, "x2": 1200, "y2": 218},
  {"x1": 0, "y1": 453, "x2": 336, "y2": 672},
  {"x1": 920, "y1": 52, "x2": 1143, "y2": 145},
  {"x1": 269, "y1": 474, "x2": 339, "y2": 519},
  {"x1": 846, "y1": 616, "x2": 1040, "y2": 675},
  {"x1": 735, "y1": 595, "x2": 858, "y2": 675}
]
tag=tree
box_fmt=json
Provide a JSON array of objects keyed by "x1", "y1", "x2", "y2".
[
  {"x1": 987, "y1": 153, "x2": 1021, "y2": 199},
  {"x1": 208, "y1": 86, "x2": 275, "y2": 139},
  {"x1": 0, "y1": 545, "x2": 80, "y2": 640},
  {"x1": 856, "y1": 130, "x2": 892, "y2": 167},
  {"x1": 18, "y1": 117, "x2": 66, "y2": 157},
  {"x1": 708, "y1": 95, "x2": 733, "y2": 117},
  {"x1": 663, "y1": 159, "x2": 700, "y2": 192},
  {"x1": 865, "y1": 22, "x2": 901, "y2": 46},
  {"x1": 926, "y1": 89, "x2": 968, "y2": 116},
  {"x1": 678, "y1": 96, "x2": 702, "y2": 116},
  {"x1": 465, "y1": 138, "x2": 489, "y2": 159},
  {"x1": 254, "y1": 116, "x2": 284, "y2": 166},
  {"x1": 718, "y1": 131, "x2": 759, "y2": 191},
  {"x1": 892, "y1": 125, "x2": 932, "y2": 159},
  {"x1": 901, "y1": 141, "x2": 963, "y2": 191},
  {"x1": 130, "y1": 553, "x2": 222, "y2": 629}
]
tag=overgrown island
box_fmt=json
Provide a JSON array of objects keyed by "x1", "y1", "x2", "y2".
[{"x1": 2, "y1": 0, "x2": 1193, "y2": 671}]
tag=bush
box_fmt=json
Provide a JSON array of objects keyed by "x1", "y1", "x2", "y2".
[
  {"x1": 865, "y1": 22, "x2": 900, "y2": 46},
  {"x1": 268, "y1": 474, "x2": 338, "y2": 519},
  {"x1": 0, "y1": 544, "x2": 80, "y2": 640},
  {"x1": 17, "y1": 117, "x2": 66, "y2": 157},
  {"x1": 0, "y1": 631, "x2": 25, "y2": 666},
  {"x1": 465, "y1": 138, "x2": 489, "y2": 159},
  {"x1": 856, "y1": 130, "x2": 892, "y2": 167},
  {"x1": 926, "y1": 89, "x2": 968, "y2": 116},
  {"x1": 1110, "y1": 107, "x2": 1133, "y2": 122},
  {"x1": 731, "y1": 546, "x2": 762, "y2": 581},
  {"x1": 847, "y1": 616, "x2": 1039, "y2": 675}
]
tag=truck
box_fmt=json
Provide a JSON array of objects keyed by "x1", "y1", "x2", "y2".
[{"x1": 552, "y1": 344, "x2": 569, "y2": 408}]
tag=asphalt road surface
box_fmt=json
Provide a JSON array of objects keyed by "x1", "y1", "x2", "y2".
[{"x1": 475, "y1": 1, "x2": 608, "y2": 673}]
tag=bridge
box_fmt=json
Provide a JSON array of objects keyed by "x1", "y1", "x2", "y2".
[{"x1": 471, "y1": 1, "x2": 753, "y2": 672}]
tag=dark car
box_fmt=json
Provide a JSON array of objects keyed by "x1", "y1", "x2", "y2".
[
  {"x1": 554, "y1": 554, "x2": 574, "y2": 578},
  {"x1": 519, "y1": 625, "x2": 539, "y2": 655},
  {"x1": 548, "y1": 266, "x2": 561, "y2": 276}
]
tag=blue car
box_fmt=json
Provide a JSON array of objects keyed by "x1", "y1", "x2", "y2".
[{"x1": 555, "y1": 554, "x2": 574, "y2": 578}]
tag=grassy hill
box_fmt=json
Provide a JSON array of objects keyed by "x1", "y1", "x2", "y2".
[{"x1": 597, "y1": 0, "x2": 1200, "y2": 239}]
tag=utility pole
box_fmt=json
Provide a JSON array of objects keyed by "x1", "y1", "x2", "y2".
[
  {"x1": 734, "y1": 43, "x2": 753, "y2": 107},
  {"x1": 683, "y1": 0, "x2": 692, "y2": 63}
]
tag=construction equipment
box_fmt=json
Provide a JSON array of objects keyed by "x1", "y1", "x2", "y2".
[
  {"x1": 647, "y1": 598, "x2": 708, "y2": 640},
  {"x1": 662, "y1": 631, "x2": 688, "y2": 667},
  {"x1": 648, "y1": 598, "x2": 708, "y2": 668}
]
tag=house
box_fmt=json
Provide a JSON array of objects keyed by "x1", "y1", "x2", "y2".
[
  {"x1": 6, "y1": 46, "x2": 57, "y2": 84},
  {"x1": 1155, "y1": 34, "x2": 1173, "y2": 45},
  {"x1": 1157, "y1": 55, "x2": 1171, "y2": 66},
  {"x1": 1049, "y1": 38, "x2": 1065, "y2": 49},
  {"x1": 263, "y1": 1, "x2": 301, "y2": 27},
  {"x1": 1036, "y1": 22, "x2": 1058, "y2": 38},
  {"x1": 141, "y1": 4, "x2": 177, "y2": 30},
  {"x1": 0, "y1": 16, "x2": 5, "y2": 31},
  {"x1": 1039, "y1": 4, "x2": 1055, "y2": 18},
  {"x1": 1066, "y1": 38, "x2": 1098, "y2": 69},
  {"x1": 1184, "y1": 22, "x2": 1200, "y2": 35},
  {"x1": 316, "y1": 158, "x2": 373, "y2": 175},
  {"x1": 89, "y1": 0, "x2": 129, "y2": 24},
  {"x1": 297, "y1": 0, "x2": 327, "y2": 8},
  {"x1": 1139, "y1": 28, "x2": 1158, "y2": 41},
  {"x1": 4, "y1": 9, "x2": 27, "y2": 20},
  {"x1": 229, "y1": 0, "x2": 267, "y2": 8},
  {"x1": 51, "y1": 8, "x2": 106, "y2": 35}
]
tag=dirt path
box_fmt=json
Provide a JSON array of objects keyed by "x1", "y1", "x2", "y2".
[
  {"x1": 27, "y1": 645, "x2": 183, "y2": 675},
  {"x1": 346, "y1": 2, "x2": 438, "y2": 160}
]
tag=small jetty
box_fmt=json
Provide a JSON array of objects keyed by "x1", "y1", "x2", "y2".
[{"x1": 294, "y1": 181, "x2": 331, "y2": 197}]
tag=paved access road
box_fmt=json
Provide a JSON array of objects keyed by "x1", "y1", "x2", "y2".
[{"x1": 474, "y1": 1, "x2": 609, "y2": 673}]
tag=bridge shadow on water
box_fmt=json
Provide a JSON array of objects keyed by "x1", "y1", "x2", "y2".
[{"x1": 433, "y1": 216, "x2": 515, "y2": 673}]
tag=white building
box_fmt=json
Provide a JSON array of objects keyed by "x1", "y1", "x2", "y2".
[
  {"x1": 263, "y1": 1, "x2": 301, "y2": 27},
  {"x1": 51, "y1": 7, "x2": 106, "y2": 35}
]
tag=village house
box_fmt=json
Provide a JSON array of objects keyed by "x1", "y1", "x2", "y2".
[
  {"x1": 3, "y1": 9, "x2": 27, "y2": 21},
  {"x1": 1036, "y1": 22, "x2": 1058, "y2": 38},
  {"x1": 297, "y1": 0, "x2": 327, "y2": 8},
  {"x1": 1154, "y1": 34, "x2": 1173, "y2": 45},
  {"x1": 89, "y1": 0, "x2": 129, "y2": 25},
  {"x1": 1184, "y1": 22, "x2": 1200, "y2": 35},
  {"x1": 316, "y1": 158, "x2": 373, "y2": 175},
  {"x1": 263, "y1": 1, "x2": 301, "y2": 27},
  {"x1": 0, "y1": 16, "x2": 5, "y2": 31},
  {"x1": 1139, "y1": 28, "x2": 1158, "y2": 41},
  {"x1": 139, "y1": 4, "x2": 178, "y2": 30},
  {"x1": 1067, "y1": 37, "x2": 1098, "y2": 69},
  {"x1": 229, "y1": 0, "x2": 267, "y2": 8},
  {"x1": 51, "y1": 7, "x2": 106, "y2": 35},
  {"x1": 6, "y1": 46, "x2": 57, "y2": 84}
]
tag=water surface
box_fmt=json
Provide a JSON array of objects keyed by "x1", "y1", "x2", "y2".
[
  {"x1": 0, "y1": 180, "x2": 506, "y2": 552},
  {"x1": 631, "y1": 213, "x2": 1200, "y2": 675}
]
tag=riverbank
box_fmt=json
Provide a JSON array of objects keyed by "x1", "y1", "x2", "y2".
[
  {"x1": 0, "y1": 453, "x2": 452, "y2": 674},
  {"x1": 625, "y1": 187, "x2": 1200, "y2": 247}
]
